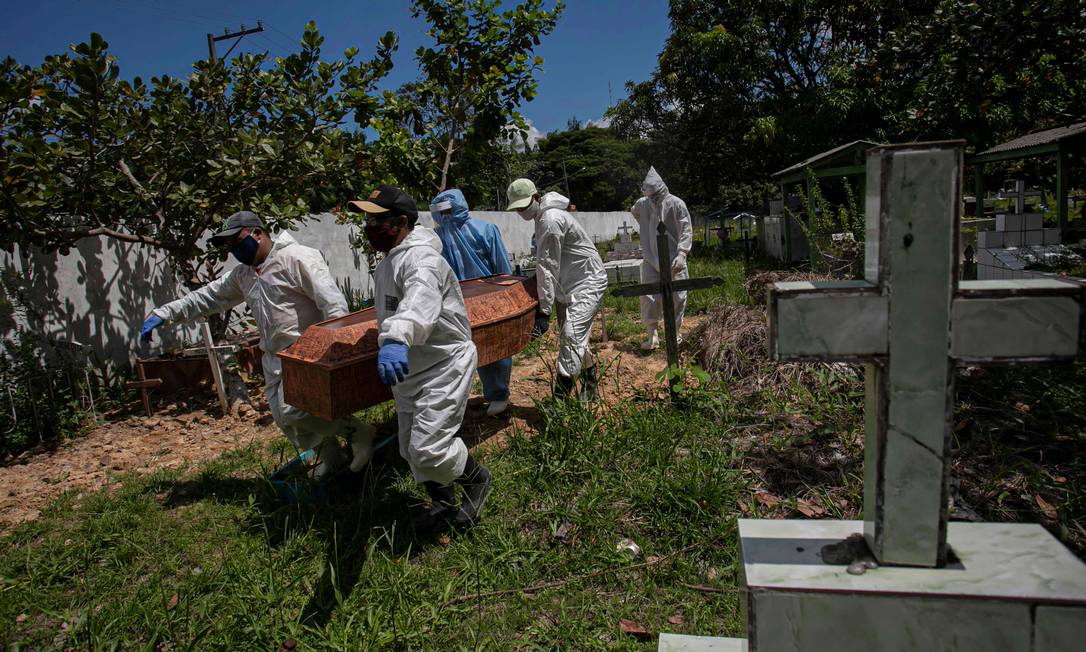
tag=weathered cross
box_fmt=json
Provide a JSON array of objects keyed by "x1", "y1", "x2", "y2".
[
  {"x1": 767, "y1": 142, "x2": 1084, "y2": 567},
  {"x1": 612, "y1": 222, "x2": 724, "y2": 396},
  {"x1": 617, "y1": 221, "x2": 634, "y2": 241}
]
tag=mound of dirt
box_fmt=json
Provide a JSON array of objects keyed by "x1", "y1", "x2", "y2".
[{"x1": 686, "y1": 303, "x2": 858, "y2": 396}]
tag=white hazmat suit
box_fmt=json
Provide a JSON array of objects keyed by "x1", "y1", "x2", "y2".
[
  {"x1": 631, "y1": 167, "x2": 693, "y2": 340},
  {"x1": 152, "y1": 232, "x2": 362, "y2": 454},
  {"x1": 532, "y1": 192, "x2": 608, "y2": 378},
  {"x1": 374, "y1": 226, "x2": 477, "y2": 486}
]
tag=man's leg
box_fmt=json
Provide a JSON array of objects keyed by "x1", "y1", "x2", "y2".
[
  {"x1": 557, "y1": 287, "x2": 602, "y2": 383},
  {"x1": 401, "y1": 347, "x2": 475, "y2": 486},
  {"x1": 266, "y1": 377, "x2": 357, "y2": 480},
  {"x1": 478, "y1": 357, "x2": 512, "y2": 416},
  {"x1": 639, "y1": 260, "x2": 661, "y2": 350}
]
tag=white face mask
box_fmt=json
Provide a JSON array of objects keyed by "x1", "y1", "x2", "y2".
[{"x1": 517, "y1": 199, "x2": 541, "y2": 222}]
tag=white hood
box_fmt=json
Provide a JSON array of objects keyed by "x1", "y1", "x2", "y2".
[
  {"x1": 642, "y1": 166, "x2": 669, "y2": 197},
  {"x1": 387, "y1": 225, "x2": 444, "y2": 259},
  {"x1": 539, "y1": 191, "x2": 571, "y2": 212}
]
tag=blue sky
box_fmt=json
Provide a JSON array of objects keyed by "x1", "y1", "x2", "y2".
[{"x1": 2, "y1": 0, "x2": 670, "y2": 137}]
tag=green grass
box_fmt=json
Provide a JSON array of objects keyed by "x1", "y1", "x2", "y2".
[{"x1": 0, "y1": 391, "x2": 753, "y2": 650}]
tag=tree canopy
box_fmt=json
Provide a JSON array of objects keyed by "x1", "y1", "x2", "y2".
[
  {"x1": 609, "y1": 0, "x2": 1086, "y2": 208},
  {"x1": 0, "y1": 24, "x2": 396, "y2": 287}
]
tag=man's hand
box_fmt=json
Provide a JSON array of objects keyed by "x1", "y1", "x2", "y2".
[
  {"x1": 672, "y1": 252, "x2": 687, "y2": 274},
  {"x1": 139, "y1": 315, "x2": 164, "y2": 342},
  {"x1": 532, "y1": 311, "x2": 550, "y2": 338},
  {"x1": 377, "y1": 340, "x2": 409, "y2": 386}
]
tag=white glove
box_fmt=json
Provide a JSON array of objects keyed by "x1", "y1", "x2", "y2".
[{"x1": 671, "y1": 252, "x2": 687, "y2": 274}]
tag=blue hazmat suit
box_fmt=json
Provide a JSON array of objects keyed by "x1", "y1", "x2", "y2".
[{"x1": 430, "y1": 188, "x2": 513, "y2": 403}]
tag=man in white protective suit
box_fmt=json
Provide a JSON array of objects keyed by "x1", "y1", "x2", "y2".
[
  {"x1": 138, "y1": 211, "x2": 375, "y2": 480},
  {"x1": 630, "y1": 166, "x2": 693, "y2": 351},
  {"x1": 348, "y1": 185, "x2": 492, "y2": 531},
  {"x1": 505, "y1": 178, "x2": 608, "y2": 400}
]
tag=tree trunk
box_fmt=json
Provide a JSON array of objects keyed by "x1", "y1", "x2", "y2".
[{"x1": 438, "y1": 135, "x2": 457, "y2": 192}]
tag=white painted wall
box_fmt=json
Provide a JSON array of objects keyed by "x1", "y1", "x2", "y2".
[{"x1": 1, "y1": 210, "x2": 633, "y2": 366}]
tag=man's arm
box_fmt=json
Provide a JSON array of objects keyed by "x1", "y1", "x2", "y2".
[
  {"x1": 378, "y1": 259, "x2": 446, "y2": 347},
  {"x1": 675, "y1": 199, "x2": 693, "y2": 256},
  {"x1": 294, "y1": 249, "x2": 349, "y2": 319},
  {"x1": 152, "y1": 270, "x2": 245, "y2": 325},
  {"x1": 535, "y1": 216, "x2": 563, "y2": 315}
]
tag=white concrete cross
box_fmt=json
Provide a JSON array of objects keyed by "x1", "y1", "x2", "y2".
[
  {"x1": 617, "y1": 221, "x2": 634, "y2": 243},
  {"x1": 767, "y1": 142, "x2": 1084, "y2": 567}
]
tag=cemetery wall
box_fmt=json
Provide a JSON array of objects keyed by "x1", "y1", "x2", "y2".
[{"x1": 0, "y1": 211, "x2": 634, "y2": 366}]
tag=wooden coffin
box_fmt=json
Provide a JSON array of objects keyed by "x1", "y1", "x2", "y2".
[{"x1": 279, "y1": 274, "x2": 538, "y2": 419}]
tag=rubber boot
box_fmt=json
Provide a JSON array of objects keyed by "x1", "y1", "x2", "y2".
[
  {"x1": 308, "y1": 439, "x2": 347, "y2": 481},
  {"x1": 411, "y1": 481, "x2": 458, "y2": 532},
  {"x1": 454, "y1": 454, "x2": 493, "y2": 528},
  {"x1": 485, "y1": 400, "x2": 509, "y2": 417},
  {"x1": 553, "y1": 373, "x2": 575, "y2": 399},
  {"x1": 641, "y1": 325, "x2": 659, "y2": 351},
  {"x1": 579, "y1": 364, "x2": 599, "y2": 402},
  {"x1": 348, "y1": 420, "x2": 376, "y2": 472}
]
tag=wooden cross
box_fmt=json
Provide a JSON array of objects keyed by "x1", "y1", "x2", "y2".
[
  {"x1": 767, "y1": 142, "x2": 1084, "y2": 567},
  {"x1": 612, "y1": 222, "x2": 724, "y2": 396}
]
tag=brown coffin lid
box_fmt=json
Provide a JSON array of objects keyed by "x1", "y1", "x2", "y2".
[{"x1": 278, "y1": 274, "x2": 538, "y2": 371}]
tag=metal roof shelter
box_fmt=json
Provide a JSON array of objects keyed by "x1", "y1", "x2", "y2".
[
  {"x1": 771, "y1": 140, "x2": 883, "y2": 260},
  {"x1": 971, "y1": 121, "x2": 1086, "y2": 231}
]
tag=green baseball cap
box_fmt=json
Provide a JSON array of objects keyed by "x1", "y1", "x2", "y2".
[{"x1": 505, "y1": 178, "x2": 538, "y2": 210}]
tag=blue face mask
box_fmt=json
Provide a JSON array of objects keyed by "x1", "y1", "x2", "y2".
[{"x1": 231, "y1": 234, "x2": 260, "y2": 266}]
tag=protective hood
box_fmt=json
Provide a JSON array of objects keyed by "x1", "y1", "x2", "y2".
[
  {"x1": 430, "y1": 188, "x2": 471, "y2": 228},
  {"x1": 387, "y1": 225, "x2": 444, "y2": 259},
  {"x1": 539, "y1": 191, "x2": 571, "y2": 212},
  {"x1": 642, "y1": 166, "x2": 669, "y2": 197}
]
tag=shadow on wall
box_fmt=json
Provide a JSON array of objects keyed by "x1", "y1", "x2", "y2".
[{"x1": 1, "y1": 237, "x2": 191, "y2": 369}]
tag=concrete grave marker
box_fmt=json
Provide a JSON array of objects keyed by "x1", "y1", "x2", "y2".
[
  {"x1": 662, "y1": 142, "x2": 1086, "y2": 651},
  {"x1": 768, "y1": 142, "x2": 1082, "y2": 567}
]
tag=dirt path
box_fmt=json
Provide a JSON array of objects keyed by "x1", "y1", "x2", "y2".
[{"x1": 0, "y1": 316, "x2": 704, "y2": 535}]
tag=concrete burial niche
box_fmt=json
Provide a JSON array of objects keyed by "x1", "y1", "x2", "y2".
[{"x1": 661, "y1": 142, "x2": 1086, "y2": 651}]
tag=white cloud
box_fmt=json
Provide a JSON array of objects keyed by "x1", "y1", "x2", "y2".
[
  {"x1": 500, "y1": 119, "x2": 545, "y2": 152},
  {"x1": 586, "y1": 115, "x2": 612, "y2": 129}
]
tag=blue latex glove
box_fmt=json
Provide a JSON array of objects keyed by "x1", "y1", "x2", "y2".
[
  {"x1": 377, "y1": 340, "x2": 409, "y2": 386},
  {"x1": 532, "y1": 311, "x2": 550, "y2": 338},
  {"x1": 140, "y1": 314, "x2": 164, "y2": 342}
]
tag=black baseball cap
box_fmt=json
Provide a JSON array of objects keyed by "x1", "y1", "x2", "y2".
[
  {"x1": 348, "y1": 184, "x2": 419, "y2": 223},
  {"x1": 208, "y1": 211, "x2": 264, "y2": 246}
]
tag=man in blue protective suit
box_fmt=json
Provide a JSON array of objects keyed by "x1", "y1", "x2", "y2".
[{"x1": 429, "y1": 188, "x2": 514, "y2": 417}]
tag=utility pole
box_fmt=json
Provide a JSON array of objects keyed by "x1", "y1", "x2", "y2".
[
  {"x1": 562, "y1": 161, "x2": 571, "y2": 199},
  {"x1": 207, "y1": 21, "x2": 265, "y2": 63}
]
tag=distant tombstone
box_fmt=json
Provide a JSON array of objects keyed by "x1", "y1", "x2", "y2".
[{"x1": 608, "y1": 221, "x2": 642, "y2": 260}]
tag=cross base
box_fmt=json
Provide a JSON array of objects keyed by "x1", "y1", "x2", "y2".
[
  {"x1": 742, "y1": 519, "x2": 1086, "y2": 651},
  {"x1": 659, "y1": 519, "x2": 1086, "y2": 651}
]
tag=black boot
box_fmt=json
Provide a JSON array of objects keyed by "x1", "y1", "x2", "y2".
[
  {"x1": 454, "y1": 454, "x2": 492, "y2": 528},
  {"x1": 553, "y1": 373, "x2": 575, "y2": 398},
  {"x1": 411, "y1": 481, "x2": 458, "y2": 532},
  {"x1": 579, "y1": 364, "x2": 599, "y2": 401}
]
